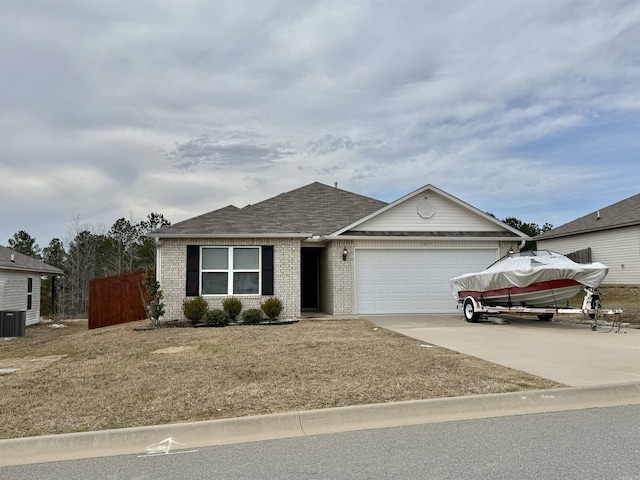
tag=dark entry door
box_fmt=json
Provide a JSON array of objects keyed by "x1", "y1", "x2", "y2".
[{"x1": 301, "y1": 249, "x2": 320, "y2": 310}]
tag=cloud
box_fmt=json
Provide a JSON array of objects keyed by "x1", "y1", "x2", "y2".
[
  {"x1": 165, "y1": 132, "x2": 295, "y2": 171},
  {"x1": 1, "y1": 0, "x2": 639, "y2": 245}
]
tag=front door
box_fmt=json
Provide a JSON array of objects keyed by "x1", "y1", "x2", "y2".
[{"x1": 301, "y1": 248, "x2": 320, "y2": 310}]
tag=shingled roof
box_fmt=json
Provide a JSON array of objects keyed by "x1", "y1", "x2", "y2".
[
  {"x1": 535, "y1": 193, "x2": 640, "y2": 240},
  {"x1": 0, "y1": 245, "x2": 63, "y2": 275},
  {"x1": 151, "y1": 182, "x2": 387, "y2": 237}
]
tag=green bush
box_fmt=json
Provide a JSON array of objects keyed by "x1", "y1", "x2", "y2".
[
  {"x1": 241, "y1": 308, "x2": 264, "y2": 325},
  {"x1": 205, "y1": 309, "x2": 229, "y2": 327},
  {"x1": 261, "y1": 297, "x2": 283, "y2": 322},
  {"x1": 142, "y1": 267, "x2": 165, "y2": 325},
  {"x1": 182, "y1": 296, "x2": 209, "y2": 324},
  {"x1": 222, "y1": 297, "x2": 242, "y2": 321}
]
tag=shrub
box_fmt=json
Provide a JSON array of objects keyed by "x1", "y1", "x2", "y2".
[
  {"x1": 241, "y1": 308, "x2": 264, "y2": 325},
  {"x1": 142, "y1": 267, "x2": 165, "y2": 326},
  {"x1": 205, "y1": 309, "x2": 229, "y2": 327},
  {"x1": 261, "y1": 297, "x2": 283, "y2": 322},
  {"x1": 222, "y1": 297, "x2": 242, "y2": 321},
  {"x1": 182, "y1": 296, "x2": 208, "y2": 324}
]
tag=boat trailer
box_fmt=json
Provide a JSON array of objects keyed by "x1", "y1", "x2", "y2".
[{"x1": 458, "y1": 287, "x2": 625, "y2": 332}]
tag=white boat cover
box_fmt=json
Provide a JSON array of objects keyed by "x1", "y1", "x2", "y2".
[{"x1": 450, "y1": 250, "x2": 608, "y2": 296}]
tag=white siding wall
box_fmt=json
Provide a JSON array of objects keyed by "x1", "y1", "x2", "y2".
[
  {"x1": 0, "y1": 271, "x2": 41, "y2": 326},
  {"x1": 157, "y1": 237, "x2": 301, "y2": 320},
  {"x1": 352, "y1": 191, "x2": 504, "y2": 232},
  {"x1": 537, "y1": 226, "x2": 640, "y2": 285}
]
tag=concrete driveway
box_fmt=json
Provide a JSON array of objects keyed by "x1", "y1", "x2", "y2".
[{"x1": 366, "y1": 314, "x2": 640, "y2": 387}]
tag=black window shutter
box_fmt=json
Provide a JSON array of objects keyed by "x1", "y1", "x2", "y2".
[
  {"x1": 186, "y1": 245, "x2": 200, "y2": 296},
  {"x1": 261, "y1": 245, "x2": 274, "y2": 295}
]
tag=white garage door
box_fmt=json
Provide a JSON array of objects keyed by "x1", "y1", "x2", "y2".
[{"x1": 355, "y1": 249, "x2": 497, "y2": 314}]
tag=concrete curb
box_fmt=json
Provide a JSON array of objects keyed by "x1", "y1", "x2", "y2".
[{"x1": 2, "y1": 382, "x2": 639, "y2": 467}]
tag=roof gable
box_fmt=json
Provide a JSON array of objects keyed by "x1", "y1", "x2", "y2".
[
  {"x1": 0, "y1": 246, "x2": 63, "y2": 275},
  {"x1": 331, "y1": 184, "x2": 527, "y2": 238},
  {"x1": 536, "y1": 193, "x2": 640, "y2": 240}
]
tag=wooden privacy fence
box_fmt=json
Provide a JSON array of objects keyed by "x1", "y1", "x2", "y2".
[
  {"x1": 566, "y1": 247, "x2": 592, "y2": 264},
  {"x1": 89, "y1": 271, "x2": 149, "y2": 329}
]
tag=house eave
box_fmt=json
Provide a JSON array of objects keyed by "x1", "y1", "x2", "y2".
[
  {"x1": 150, "y1": 232, "x2": 314, "y2": 239},
  {"x1": 536, "y1": 222, "x2": 640, "y2": 241},
  {"x1": 0, "y1": 265, "x2": 63, "y2": 275},
  {"x1": 326, "y1": 234, "x2": 528, "y2": 242}
]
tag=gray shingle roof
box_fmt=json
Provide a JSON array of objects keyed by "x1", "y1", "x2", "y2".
[
  {"x1": 152, "y1": 182, "x2": 387, "y2": 237},
  {"x1": 0, "y1": 245, "x2": 63, "y2": 275},
  {"x1": 535, "y1": 193, "x2": 640, "y2": 240}
]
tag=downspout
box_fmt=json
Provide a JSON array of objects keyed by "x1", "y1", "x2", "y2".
[{"x1": 155, "y1": 237, "x2": 161, "y2": 285}]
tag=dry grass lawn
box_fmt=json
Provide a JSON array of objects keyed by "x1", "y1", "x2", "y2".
[
  {"x1": 0, "y1": 318, "x2": 561, "y2": 439},
  {"x1": 565, "y1": 286, "x2": 639, "y2": 324}
]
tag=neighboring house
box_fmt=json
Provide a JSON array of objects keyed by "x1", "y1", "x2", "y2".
[
  {"x1": 535, "y1": 193, "x2": 640, "y2": 286},
  {"x1": 149, "y1": 182, "x2": 528, "y2": 319},
  {"x1": 0, "y1": 245, "x2": 63, "y2": 326}
]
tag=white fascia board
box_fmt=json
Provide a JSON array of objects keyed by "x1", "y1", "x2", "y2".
[
  {"x1": 329, "y1": 184, "x2": 528, "y2": 239},
  {"x1": 327, "y1": 234, "x2": 529, "y2": 242},
  {"x1": 303, "y1": 236, "x2": 328, "y2": 244},
  {"x1": 0, "y1": 265, "x2": 63, "y2": 275}
]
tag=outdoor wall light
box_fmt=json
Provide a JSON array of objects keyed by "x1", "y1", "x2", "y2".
[{"x1": 342, "y1": 247, "x2": 348, "y2": 261}]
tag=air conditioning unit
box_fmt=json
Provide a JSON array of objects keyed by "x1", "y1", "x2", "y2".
[{"x1": 0, "y1": 311, "x2": 26, "y2": 337}]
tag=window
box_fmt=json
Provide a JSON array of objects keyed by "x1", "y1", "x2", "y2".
[
  {"x1": 201, "y1": 247, "x2": 260, "y2": 295},
  {"x1": 27, "y1": 277, "x2": 33, "y2": 310},
  {"x1": 186, "y1": 245, "x2": 273, "y2": 297}
]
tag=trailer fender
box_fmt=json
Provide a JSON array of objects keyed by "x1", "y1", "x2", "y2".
[{"x1": 462, "y1": 296, "x2": 482, "y2": 323}]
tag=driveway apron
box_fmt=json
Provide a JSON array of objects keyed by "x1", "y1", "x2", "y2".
[{"x1": 366, "y1": 314, "x2": 640, "y2": 387}]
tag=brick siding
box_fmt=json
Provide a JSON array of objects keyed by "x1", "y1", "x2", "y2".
[{"x1": 157, "y1": 237, "x2": 301, "y2": 320}]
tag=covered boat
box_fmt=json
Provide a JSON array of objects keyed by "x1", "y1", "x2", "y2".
[{"x1": 450, "y1": 250, "x2": 609, "y2": 308}]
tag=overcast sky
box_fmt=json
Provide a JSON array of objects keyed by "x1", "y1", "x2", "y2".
[{"x1": 1, "y1": 0, "x2": 639, "y2": 248}]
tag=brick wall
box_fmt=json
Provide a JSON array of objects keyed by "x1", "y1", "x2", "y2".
[
  {"x1": 320, "y1": 241, "x2": 354, "y2": 315},
  {"x1": 157, "y1": 238, "x2": 520, "y2": 320},
  {"x1": 157, "y1": 237, "x2": 301, "y2": 320}
]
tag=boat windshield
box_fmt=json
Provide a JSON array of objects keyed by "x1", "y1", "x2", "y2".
[{"x1": 485, "y1": 250, "x2": 556, "y2": 269}]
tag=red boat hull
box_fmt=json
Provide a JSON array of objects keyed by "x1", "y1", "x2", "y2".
[{"x1": 458, "y1": 278, "x2": 583, "y2": 308}]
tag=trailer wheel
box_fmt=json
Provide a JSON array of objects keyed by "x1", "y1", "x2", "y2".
[
  {"x1": 463, "y1": 298, "x2": 480, "y2": 323},
  {"x1": 538, "y1": 314, "x2": 554, "y2": 321}
]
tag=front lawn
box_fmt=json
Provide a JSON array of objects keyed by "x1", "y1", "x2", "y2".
[{"x1": 0, "y1": 318, "x2": 559, "y2": 439}]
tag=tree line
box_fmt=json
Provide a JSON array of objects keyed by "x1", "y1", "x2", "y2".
[{"x1": 6, "y1": 213, "x2": 170, "y2": 318}]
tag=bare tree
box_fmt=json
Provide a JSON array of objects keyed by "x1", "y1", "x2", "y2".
[{"x1": 64, "y1": 216, "x2": 101, "y2": 316}]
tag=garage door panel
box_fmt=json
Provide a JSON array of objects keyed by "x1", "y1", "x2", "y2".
[
  {"x1": 356, "y1": 249, "x2": 497, "y2": 314},
  {"x1": 375, "y1": 284, "x2": 391, "y2": 294},
  {"x1": 376, "y1": 300, "x2": 392, "y2": 310}
]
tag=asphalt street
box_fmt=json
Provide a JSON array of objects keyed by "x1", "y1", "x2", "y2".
[{"x1": 4, "y1": 405, "x2": 639, "y2": 480}]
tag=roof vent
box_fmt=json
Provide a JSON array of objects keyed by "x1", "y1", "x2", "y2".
[
  {"x1": 10, "y1": 254, "x2": 15, "y2": 263},
  {"x1": 596, "y1": 210, "x2": 600, "y2": 220}
]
